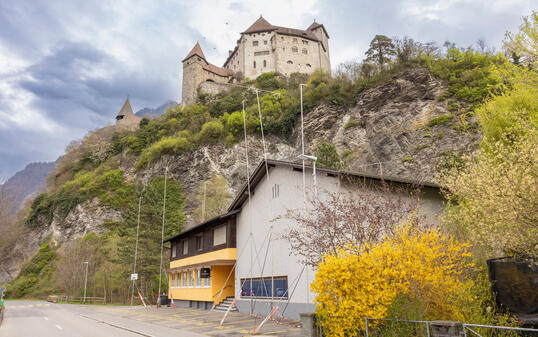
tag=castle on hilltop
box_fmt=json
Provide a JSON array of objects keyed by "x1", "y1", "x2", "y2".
[{"x1": 181, "y1": 16, "x2": 331, "y2": 105}]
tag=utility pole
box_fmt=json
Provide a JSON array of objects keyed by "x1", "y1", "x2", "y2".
[
  {"x1": 83, "y1": 261, "x2": 89, "y2": 304},
  {"x1": 157, "y1": 167, "x2": 168, "y2": 306}
]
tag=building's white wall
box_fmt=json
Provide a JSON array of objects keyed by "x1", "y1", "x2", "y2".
[
  {"x1": 234, "y1": 165, "x2": 342, "y2": 307},
  {"x1": 234, "y1": 164, "x2": 446, "y2": 313}
]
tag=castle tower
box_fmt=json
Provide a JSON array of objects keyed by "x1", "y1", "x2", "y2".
[
  {"x1": 115, "y1": 97, "x2": 142, "y2": 132},
  {"x1": 181, "y1": 42, "x2": 208, "y2": 106}
]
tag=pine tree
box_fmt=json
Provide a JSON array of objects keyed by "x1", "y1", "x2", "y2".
[
  {"x1": 365, "y1": 35, "x2": 396, "y2": 68},
  {"x1": 117, "y1": 176, "x2": 185, "y2": 300}
]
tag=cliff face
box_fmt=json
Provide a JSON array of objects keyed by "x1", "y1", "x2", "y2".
[{"x1": 1, "y1": 67, "x2": 481, "y2": 281}]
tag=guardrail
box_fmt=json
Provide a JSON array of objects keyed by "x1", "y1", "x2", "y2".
[
  {"x1": 47, "y1": 295, "x2": 105, "y2": 304},
  {"x1": 309, "y1": 316, "x2": 538, "y2": 337}
]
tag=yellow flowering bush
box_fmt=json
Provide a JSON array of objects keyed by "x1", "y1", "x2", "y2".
[{"x1": 312, "y1": 222, "x2": 474, "y2": 337}]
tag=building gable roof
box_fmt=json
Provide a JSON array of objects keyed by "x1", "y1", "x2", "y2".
[
  {"x1": 182, "y1": 42, "x2": 207, "y2": 62},
  {"x1": 307, "y1": 21, "x2": 330, "y2": 39},
  {"x1": 241, "y1": 16, "x2": 276, "y2": 34},
  {"x1": 227, "y1": 159, "x2": 441, "y2": 212},
  {"x1": 117, "y1": 97, "x2": 134, "y2": 117},
  {"x1": 203, "y1": 63, "x2": 233, "y2": 77}
]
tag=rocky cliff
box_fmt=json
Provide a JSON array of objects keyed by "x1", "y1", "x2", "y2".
[{"x1": 0, "y1": 67, "x2": 480, "y2": 281}]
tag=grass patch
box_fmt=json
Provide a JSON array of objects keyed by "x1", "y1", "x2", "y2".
[
  {"x1": 428, "y1": 114, "x2": 454, "y2": 126},
  {"x1": 344, "y1": 118, "x2": 364, "y2": 129}
]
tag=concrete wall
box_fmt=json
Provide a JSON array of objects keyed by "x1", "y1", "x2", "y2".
[{"x1": 234, "y1": 164, "x2": 445, "y2": 319}]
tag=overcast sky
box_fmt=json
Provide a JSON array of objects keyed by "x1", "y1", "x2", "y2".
[{"x1": 0, "y1": 0, "x2": 534, "y2": 179}]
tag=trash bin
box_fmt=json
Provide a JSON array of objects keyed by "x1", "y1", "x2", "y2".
[{"x1": 159, "y1": 294, "x2": 169, "y2": 306}]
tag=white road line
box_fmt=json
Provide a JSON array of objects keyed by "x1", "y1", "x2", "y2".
[
  {"x1": 55, "y1": 324, "x2": 63, "y2": 330},
  {"x1": 44, "y1": 317, "x2": 49, "y2": 320}
]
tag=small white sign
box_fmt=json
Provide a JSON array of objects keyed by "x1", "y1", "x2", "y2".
[{"x1": 130, "y1": 273, "x2": 138, "y2": 281}]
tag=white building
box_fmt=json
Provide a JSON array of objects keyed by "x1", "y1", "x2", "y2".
[{"x1": 166, "y1": 159, "x2": 445, "y2": 319}]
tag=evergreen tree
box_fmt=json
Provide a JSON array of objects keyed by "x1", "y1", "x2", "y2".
[
  {"x1": 365, "y1": 35, "x2": 396, "y2": 68},
  {"x1": 315, "y1": 142, "x2": 343, "y2": 170},
  {"x1": 117, "y1": 176, "x2": 185, "y2": 300}
]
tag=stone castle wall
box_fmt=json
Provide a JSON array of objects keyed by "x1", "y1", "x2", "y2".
[{"x1": 199, "y1": 81, "x2": 230, "y2": 95}]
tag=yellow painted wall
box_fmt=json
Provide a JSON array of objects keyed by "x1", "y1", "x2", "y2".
[
  {"x1": 169, "y1": 248, "x2": 236, "y2": 269},
  {"x1": 211, "y1": 265, "x2": 235, "y2": 304},
  {"x1": 168, "y1": 265, "x2": 235, "y2": 304}
]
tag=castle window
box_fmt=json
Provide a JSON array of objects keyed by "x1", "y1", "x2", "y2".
[
  {"x1": 302, "y1": 48, "x2": 308, "y2": 54},
  {"x1": 254, "y1": 50, "x2": 270, "y2": 56},
  {"x1": 263, "y1": 60, "x2": 267, "y2": 67},
  {"x1": 253, "y1": 41, "x2": 259, "y2": 46},
  {"x1": 293, "y1": 38, "x2": 298, "y2": 43},
  {"x1": 197, "y1": 57, "x2": 201, "y2": 61},
  {"x1": 282, "y1": 48, "x2": 285, "y2": 51},
  {"x1": 302, "y1": 40, "x2": 308, "y2": 45},
  {"x1": 253, "y1": 61, "x2": 256, "y2": 68},
  {"x1": 306, "y1": 63, "x2": 311, "y2": 68},
  {"x1": 281, "y1": 36, "x2": 284, "y2": 40},
  {"x1": 264, "y1": 40, "x2": 267, "y2": 45},
  {"x1": 292, "y1": 46, "x2": 298, "y2": 53},
  {"x1": 287, "y1": 60, "x2": 293, "y2": 64}
]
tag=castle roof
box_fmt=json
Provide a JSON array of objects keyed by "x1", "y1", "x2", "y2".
[
  {"x1": 240, "y1": 16, "x2": 321, "y2": 42},
  {"x1": 241, "y1": 16, "x2": 275, "y2": 34},
  {"x1": 117, "y1": 97, "x2": 134, "y2": 118},
  {"x1": 307, "y1": 21, "x2": 330, "y2": 39},
  {"x1": 202, "y1": 63, "x2": 233, "y2": 77},
  {"x1": 182, "y1": 42, "x2": 207, "y2": 62}
]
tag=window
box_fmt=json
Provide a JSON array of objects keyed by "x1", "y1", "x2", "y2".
[
  {"x1": 253, "y1": 61, "x2": 256, "y2": 68},
  {"x1": 302, "y1": 48, "x2": 308, "y2": 54},
  {"x1": 252, "y1": 41, "x2": 259, "y2": 46},
  {"x1": 287, "y1": 60, "x2": 293, "y2": 64},
  {"x1": 170, "y1": 273, "x2": 175, "y2": 288},
  {"x1": 292, "y1": 46, "x2": 298, "y2": 53},
  {"x1": 281, "y1": 36, "x2": 284, "y2": 40},
  {"x1": 195, "y1": 234, "x2": 203, "y2": 251},
  {"x1": 306, "y1": 63, "x2": 312, "y2": 68},
  {"x1": 189, "y1": 270, "x2": 194, "y2": 287},
  {"x1": 171, "y1": 243, "x2": 176, "y2": 258},
  {"x1": 264, "y1": 40, "x2": 267, "y2": 45},
  {"x1": 282, "y1": 47, "x2": 285, "y2": 51},
  {"x1": 182, "y1": 270, "x2": 188, "y2": 287},
  {"x1": 240, "y1": 276, "x2": 288, "y2": 299},
  {"x1": 182, "y1": 239, "x2": 188, "y2": 255},
  {"x1": 272, "y1": 184, "x2": 280, "y2": 198},
  {"x1": 293, "y1": 38, "x2": 297, "y2": 43},
  {"x1": 263, "y1": 60, "x2": 267, "y2": 67},
  {"x1": 203, "y1": 267, "x2": 211, "y2": 288},
  {"x1": 213, "y1": 225, "x2": 226, "y2": 246},
  {"x1": 176, "y1": 272, "x2": 180, "y2": 288},
  {"x1": 254, "y1": 50, "x2": 270, "y2": 56},
  {"x1": 302, "y1": 40, "x2": 308, "y2": 45},
  {"x1": 196, "y1": 269, "x2": 203, "y2": 287}
]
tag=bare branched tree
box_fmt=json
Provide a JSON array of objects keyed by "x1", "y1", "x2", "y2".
[{"x1": 278, "y1": 181, "x2": 426, "y2": 267}]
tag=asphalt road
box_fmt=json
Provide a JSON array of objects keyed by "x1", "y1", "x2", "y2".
[{"x1": 0, "y1": 300, "x2": 206, "y2": 337}]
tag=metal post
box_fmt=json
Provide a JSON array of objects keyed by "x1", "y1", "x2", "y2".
[
  {"x1": 131, "y1": 187, "x2": 144, "y2": 306},
  {"x1": 312, "y1": 160, "x2": 317, "y2": 198},
  {"x1": 364, "y1": 317, "x2": 369, "y2": 337},
  {"x1": 83, "y1": 261, "x2": 89, "y2": 304},
  {"x1": 157, "y1": 167, "x2": 168, "y2": 305}
]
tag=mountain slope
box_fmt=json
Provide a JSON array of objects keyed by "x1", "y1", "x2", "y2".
[{"x1": 135, "y1": 101, "x2": 178, "y2": 118}]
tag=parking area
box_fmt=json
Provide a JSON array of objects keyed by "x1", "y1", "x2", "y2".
[{"x1": 93, "y1": 305, "x2": 302, "y2": 337}]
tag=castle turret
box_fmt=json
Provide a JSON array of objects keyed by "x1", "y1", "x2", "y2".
[
  {"x1": 115, "y1": 97, "x2": 142, "y2": 132},
  {"x1": 181, "y1": 42, "x2": 208, "y2": 106}
]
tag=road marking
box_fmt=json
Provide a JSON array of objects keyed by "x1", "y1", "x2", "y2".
[
  {"x1": 44, "y1": 317, "x2": 49, "y2": 320},
  {"x1": 56, "y1": 324, "x2": 63, "y2": 330}
]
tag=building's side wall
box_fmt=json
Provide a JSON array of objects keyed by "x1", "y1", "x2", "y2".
[
  {"x1": 273, "y1": 33, "x2": 325, "y2": 76},
  {"x1": 311, "y1": 27, "x2": 331, "y2": 72},
  {"x1": 182, "y1": 57, "x2": 206, "y2": 106},
  {"x1": 234, "y1": 165, "x2": 446, "y2": 319},
  {"x1": 239, "y1": 32, "x2": 277, "y2": 79}
]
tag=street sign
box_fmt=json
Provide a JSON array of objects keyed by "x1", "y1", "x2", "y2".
[
  {"x1": 130, "y1": 273, "x2": 138, "y2": 281},
  {"x1": 200, "y1": 268, "x2": 210, "y2": 278}
]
